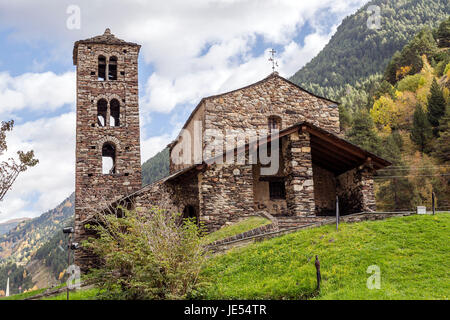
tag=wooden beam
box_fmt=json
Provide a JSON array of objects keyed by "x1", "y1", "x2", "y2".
[{"x1": 305, "y1": 126, "x2": 366, "y2": 160}]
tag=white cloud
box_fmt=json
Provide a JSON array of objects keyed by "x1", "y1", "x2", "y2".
[
  {"x1": 0, "y1": 71, "x2": 75, "y2": 117},
  {"x1": 0, "y1": 0, "x2": 367, "y2": 116},
  {"x1": 0, "y1": 112, "x2": 75, "y2": 222}
]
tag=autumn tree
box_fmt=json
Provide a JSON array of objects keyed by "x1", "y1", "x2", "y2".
[{"x1": 0, "y1": 120, "x2": 39, "y2": 202}]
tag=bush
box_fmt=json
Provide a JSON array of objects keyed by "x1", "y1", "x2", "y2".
[
  {"x1": 83, "y1": 207, "x2": 208, "y2": 300},
  {"x1": 396, "y1": 73, "x2": 425, "y2": 92}
]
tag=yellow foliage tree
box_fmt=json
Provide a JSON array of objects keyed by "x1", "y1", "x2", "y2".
[
  {"x1": 396, "y1": 65, "x2": 412, "y2": 80},
  {"x1": 370, "y1": 95, "x2": 400, "y2": 133}
]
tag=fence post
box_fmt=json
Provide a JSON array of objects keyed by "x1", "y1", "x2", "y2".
[
  {"x1": 315, "y1": 255, "x2": 321, "y2": 292},
  {"x1": 432, "y1": 192, "x2": 435, "y2": 215},
  {"x1": 336, "y1": 195, "x2": 339, "y2": 231}
]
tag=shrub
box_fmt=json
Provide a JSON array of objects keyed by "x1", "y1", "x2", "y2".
[
  {"x1": 83, "y1": 207, "x2": 208, "y2": 300},
  {"x1": 396, "y1": 73, "x2": 425, "y2": 92}
]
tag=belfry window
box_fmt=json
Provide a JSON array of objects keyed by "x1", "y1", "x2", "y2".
[
  {"x1": 268, "y1": 116, "x2": 281, "y2": 132},
  {"x1": 98, "y1": 56, "x2": 106, "y2": 81},
  {"x1": 110, "y1": 99, "x2": 120, "y2": 127},
  {"x1": 97, "y1": 99, "x2": 108, "y2": 127},
  {"x1": 102, "y1": 143, "x2": 116, "y2": 174},
  {"x1": 108, "y1": 56, "x2": 117, "y2": 80}
]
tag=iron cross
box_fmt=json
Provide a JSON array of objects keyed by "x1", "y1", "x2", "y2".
[{"x1": 268, "y1": 48, "x2": 278, "y2": 72}]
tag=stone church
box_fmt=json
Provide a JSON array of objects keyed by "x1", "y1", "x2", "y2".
[{"x1": 73, "y1": 30, "x2": 390, "y2": 268}]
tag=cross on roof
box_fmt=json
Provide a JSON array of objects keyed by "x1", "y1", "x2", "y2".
[{"x1": 268, "y1": 48, "x2": 278, "y2": 72}]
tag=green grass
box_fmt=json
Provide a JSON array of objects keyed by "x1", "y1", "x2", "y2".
[
  {"x1": 203, "y1": 216, "x2": 270, "y2": 244},
  {"x1": 41, "y1": 287, "x2": 100, "y2": 300},
  {"x1": 0, "y1": 288, "x2": 46, "y2": 300},
  {"x1": 200, "y1": 213, "x2": 450, "y2": 300}
]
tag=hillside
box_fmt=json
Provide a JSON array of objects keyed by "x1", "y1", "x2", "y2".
[
  {"x1": 0, "y1": 193, "x2": 74, "y2": 266},
  {"x1": 0, "y1": 218, "x2": 30, "y2": 236},
  {"x1": 141, "y1": 148, "x2": 170, "y2": 186},
  {"x1": 200, "y1": 213, "x2": 449, "y2": 299},
  {"x1": 290, "y1": 0, "x2": 449, "y2": 96}
]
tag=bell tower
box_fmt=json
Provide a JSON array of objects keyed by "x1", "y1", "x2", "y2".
[{"x1": 73, "y1": 29, "x2": 142, "y2": 268}]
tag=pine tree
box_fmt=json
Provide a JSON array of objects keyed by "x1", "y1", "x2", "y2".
[
  {"x1": 433, "y1": 105, "x2": 450, "y2": 163},
  {"x1": 346, "y1": 110, "x2": 382, "y2": 155},
  {"x1": 427, "y1": 78, "x2": 446, "y2": 135},
  {"x1": 410, "y1": 104, "x2": 433, "y2": 153}
]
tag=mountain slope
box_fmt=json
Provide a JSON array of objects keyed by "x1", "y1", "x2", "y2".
[
  {"x1": 290, "y1": 0, "x2": 449, "y2": 95},
  {"x1": 0, "y1": 193, "x2": 74, "y2": 266},
  {"x1": 0, "y1": 218, "x2": 30, "y2": 236}
]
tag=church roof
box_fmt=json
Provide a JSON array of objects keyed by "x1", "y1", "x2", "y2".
[
  {"x1": 73, "y1": 28, "x2": 140, "y2": 65},
  {"x1": 167, "y1": 72, "x2": 340, "y2": 149}
]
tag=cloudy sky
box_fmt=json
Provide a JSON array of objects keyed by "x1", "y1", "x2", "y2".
[{"x1": 0, "y1": 0, "x2": 369, "y2": 223}]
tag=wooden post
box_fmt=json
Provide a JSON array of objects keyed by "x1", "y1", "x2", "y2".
[
  {"x1": 67, "y1": 233, "x2": 71, "y2": 301},
  {"x1": 432, "y1": 192, "x2": 435, "y2": 215},
  {"x1": 336, "y1": 195, "x2": 339, "y2": 231},
  {"x1": 315, "y1": 255, "x2": 321, "y2": 291}
]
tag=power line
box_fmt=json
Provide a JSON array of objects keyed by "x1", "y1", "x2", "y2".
[{"x1": 374, "y1": 174, "x2": 450, "y2": 178}]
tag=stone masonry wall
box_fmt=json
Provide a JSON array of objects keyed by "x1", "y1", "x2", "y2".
[
  {"x1": 199, "y1": 161, "x2": 255, "y2": 232},
  {"x1": 170, "y1": 73, "x2": 340, "y2": 173},
  {"x1": 126, "y1": 171, "x2": 200, "y2": 220},
  {"x1": 204, "y1": 74, "x2": 340, "y2": 136},
  {"x1": 336, "y1": 167, "x2": 376, "y2": 214},
  {"x1": 313, "y1": 164, "x2": 337, "y2": 216},
  {"x1": 283, "y1": 131, "x2": 315, "y2": 216}
]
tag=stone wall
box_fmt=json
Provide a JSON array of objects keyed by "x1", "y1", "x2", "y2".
[
  {"x1": 170, "y1": 73, "x2": 340, "y2": 173},
  {"x1": 283, "y1": 131, "x2": 315, "y2": 216},
  {"x1": 312, "y1": 164, "x2": 337, "y2": 215},
  {"x1": 199, "y1": 161, "x2": 255, "y2": 232},
  {"x1": 336, "y1": 167, "x2": 376, "y2": 214},
  {"x1": 204, "y1": 74, "x2": 340, "y2": 136},
  {"x1": 129, "y1": 171, "x2": 200, "y2": 219}
]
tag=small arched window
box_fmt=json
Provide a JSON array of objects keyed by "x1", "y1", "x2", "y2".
[
  {"x1": 268, "y1": 115, "x2": 281, "y2": 132},
  {"x1": 108, "y1": 56, "x2": 117, "y2": 80},
  {"x1": 110, "y1": 99, "x2": 120, "y2": 127},
  {"x1": 102, "y1": 143, "x2": 116, "y2": 174},
  {"x1": 98, "y1": 56, "x2": 106, "y2": 81},
  {"x1": 97, "y1": 99, "x2": 108, "y2": 127}
]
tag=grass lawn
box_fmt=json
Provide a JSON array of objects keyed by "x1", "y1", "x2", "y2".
[
  {"x1": 200, "y1": 213, "x2": 450, "y2": 300},
  {"x1": 203, "y1": 216, "x2": 270, "y2": 244},
  {"x1": 0, "y1": 288, "x2": 46, "y2": 300},
  {"x1": 41, "y1": 287, "x2": 100, "y2": 300}
]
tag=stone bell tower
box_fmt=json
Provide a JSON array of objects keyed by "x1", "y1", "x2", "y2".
[{"x1": 73, "y1": 29, "x2": 142, "y2": 268}]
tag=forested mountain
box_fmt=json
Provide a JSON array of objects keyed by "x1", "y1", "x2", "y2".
[
  {"x1": 142, "y1": 148, "x2": 170, "y2": 186},
  {"x1": 0, "y1": 193, "x2": 74, "y2": 265},
  {"x1": 290, "y1": 0, "x2": 449, "y2": 97},
  {"x1": 0, "y1": 218, "x2": 30, "y2": 236}
]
